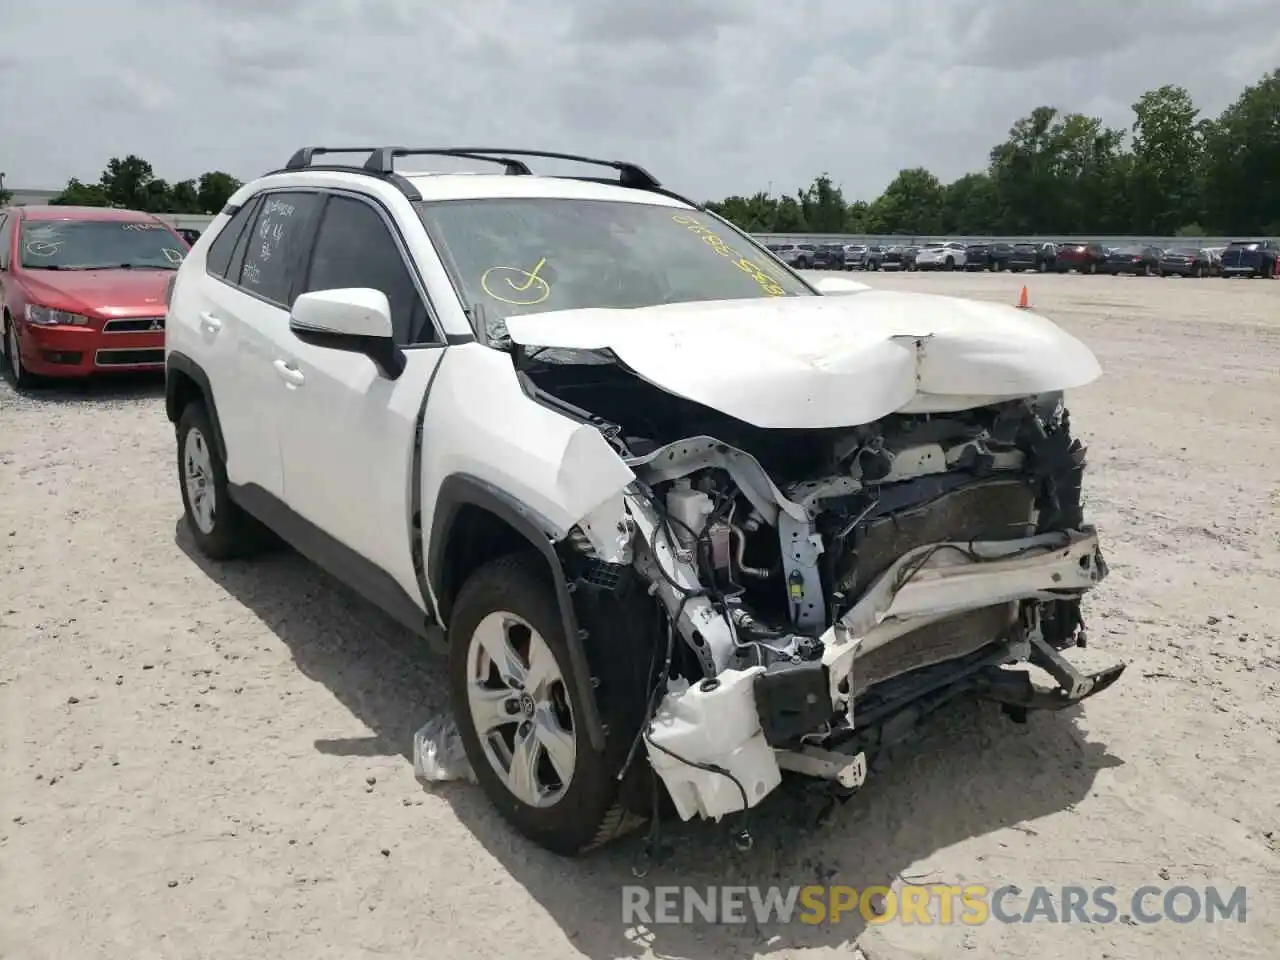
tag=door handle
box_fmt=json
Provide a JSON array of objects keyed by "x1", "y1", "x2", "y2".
[
  {"x1": 273, "y1": 359, "x2": 305, "y2": 386},
  {"x1": 199, "y1": 311, "x2": 223, "y2": 332}
]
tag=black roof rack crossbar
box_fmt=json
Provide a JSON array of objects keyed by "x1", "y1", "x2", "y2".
[
  {"x1": 361, "y1": 147, "x2": 661, "y2": 191},
  {"x1": 285, "y1": 146, "x2": 392, "y2": 170},
  {"x1": 363, "y1": 148, "x2": 532, "y2": 176}
]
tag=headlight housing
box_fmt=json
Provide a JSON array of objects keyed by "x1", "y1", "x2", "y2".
[{"x1": 25, "y1": 304, "x2": 92, "y2": 326}]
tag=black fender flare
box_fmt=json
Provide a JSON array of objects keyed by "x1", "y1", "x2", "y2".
[
  {"x1": 427, "y1": 473, "x2": 607, "y2": 751},
  {"x1": 165, "y1": 352, "x2": 228, "y2": 463}
]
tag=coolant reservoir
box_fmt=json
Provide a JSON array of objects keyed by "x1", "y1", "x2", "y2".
[
  {"x1": 646, "y1": 668, "x2": 782, "y2": 821},
  {"x1": 665, "y1": 479, "x2": 713, "y2": 545}
]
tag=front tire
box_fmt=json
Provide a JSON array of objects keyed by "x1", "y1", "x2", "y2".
[
  {"x1": 450, "y1": 553, "x2": 651, "y2": 856},
  {"x1": 176, "y1": 401, "x2": 268, "y2": 560},
  {"x1": 4, "y1": 317, "x2": 38, "y2": 390}
]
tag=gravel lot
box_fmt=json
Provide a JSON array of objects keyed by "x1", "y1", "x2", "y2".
[{"x1": 2, "y1": 271, "x2": 1278, "y2": 960}]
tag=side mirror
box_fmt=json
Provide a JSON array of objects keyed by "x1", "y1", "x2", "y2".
[
  {"x1": 814, "y1": 276, "x2": 871, "y2": 295},
  {"x1": 289, "y1": 288, "x2": 405, "y2": 379}
]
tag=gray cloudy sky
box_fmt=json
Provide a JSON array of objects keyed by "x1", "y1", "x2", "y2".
[{"x1": 2, "y1": 0, "x2": 1278, "y2": 202}]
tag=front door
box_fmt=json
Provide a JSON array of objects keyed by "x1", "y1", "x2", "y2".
[{"x1": 273, "y1": 191, "x2": 446, "y2": 606}]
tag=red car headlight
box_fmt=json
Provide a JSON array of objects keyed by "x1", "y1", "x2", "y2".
[{"x1": 25, "y1": 304, "x2": 92, "y2": 326}]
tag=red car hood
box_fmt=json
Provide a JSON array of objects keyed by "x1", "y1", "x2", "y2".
[{"x1": 19, "y1": 269, "x2": 172, "y2": 318}]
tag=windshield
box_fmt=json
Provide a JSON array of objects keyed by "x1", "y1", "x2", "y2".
[
  {"x1": 1226, "y1": 241, "x2": 1259, "y2": 250},
  {"x1": 18, "y1": 219, "x2": 187, "y2": 270},
  {"x1": 415, "y1": 198, "x2": 814, "y2": 330},
  {"x1": 1169, "y1": 247, "x2": 1200, "y2": 256}
]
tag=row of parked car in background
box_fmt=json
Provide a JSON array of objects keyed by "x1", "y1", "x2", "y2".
[{"x1": 768, "y1": 239, "x2": 1280, "y2": 278}]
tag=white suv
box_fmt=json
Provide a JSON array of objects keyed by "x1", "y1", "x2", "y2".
[
  {"x1": 164, "y1": 147, "x2": 1124, "y2": 858},
  {"x1": 914, "y1": 241, "x2": 968, "y2": 271}
]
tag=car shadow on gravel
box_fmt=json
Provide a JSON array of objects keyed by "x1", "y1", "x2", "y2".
[
  {"x1": 176, "y1": 520, "x2": 1123, "y2": 958},
  {"x1": 2, "y1": 371, "x2": 164, "y2": 405}
]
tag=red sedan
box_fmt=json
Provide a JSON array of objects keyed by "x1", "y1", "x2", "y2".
[{"x1": 0, "y1": 205, "x2": 190, "y2": 388}]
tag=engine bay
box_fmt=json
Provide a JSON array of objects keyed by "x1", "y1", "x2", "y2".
[
  {"x1": 520, "y1": 350, "x2": 1091, "y2": 679},
  {"x1": 509, "y1": 345, "x2": 1119, "y2": 827}
]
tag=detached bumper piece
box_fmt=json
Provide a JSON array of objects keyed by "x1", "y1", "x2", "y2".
[{"x1": 974, "y1": 633, "x2": 1127, "y2": 715}]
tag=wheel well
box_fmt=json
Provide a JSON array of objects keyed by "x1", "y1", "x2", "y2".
[
  {"x1": 436, "y1": 503, "x2": 552, "y2": 624},
  {"x1": 165, "y1": 368, "x2": 204, "y2": 425}
]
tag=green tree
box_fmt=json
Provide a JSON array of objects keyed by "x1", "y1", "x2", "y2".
[
  {"x1": 99, "y1": 154, "x2": 157, "y2": 210},
  {"x1": 1052, "y1": 113, "x2": 1128, "y2": 233},
  {"x1": 772, "y1": 194, "x2": 807, "y2": 232},
  {"x1": 866, "y1": 167, "x2": 946, "y2": 234},
  {"x1": 50, "y1": 178, "x2": 110, "y2": 206},
  {"x1": 941, "y1": 173, "x2": 998, "y2": 234},
  {"x1": 1129, "y1": 85, "x2": 1205, "y2": 234},
  {"x1": 196, "y1": 171, "x2": 242, "y2": 214},
  {"x1": 798, "y1": 174, "x2": 848, "y2": 233},
  {"x1": 709, "y1": 192, "x2": 780, "y2": 232},
  {"x1": 1202, "y1": 69, "x2": 1280, "y2": 234},
  {"x1": 167, "y1": 179, "x2": 202, "y2": 214}
]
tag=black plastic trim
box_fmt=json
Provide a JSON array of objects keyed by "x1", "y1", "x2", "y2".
[
  {"x1": 263, "y1": 161, "x2": 423, "y2": 201},
  {"x1": 229, "y1": 481, "x2": 437, "y2": 639},
  {"x1": 427, "y1": 472, "x2": 606, "y2": 750},
  {"x1": 409, "y1": 349, "x2": 450, "y2": 632},
  {"x1": 753, "y1": 661, "x2": 832, "y2": 747},
  {"x1": 165, "y1": 352, "x2": 227, "y2": 462},
  {"x1": 278, "y1": 145, "x2": 679, "y2": 205},
  {"x1": 289, "y1": 325, "x2": 407, "y2": 379}
]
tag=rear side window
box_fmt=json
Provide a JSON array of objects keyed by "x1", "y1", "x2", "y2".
[
  {"x1": 237, "y1": 192, "x2": 322, "y2": 306},
  {"x1": 301, "y1": 195, "x2": 435, "y2": 344},
  {"x1": 205, "y1": 200, "x2": 258, "y2": 280}
]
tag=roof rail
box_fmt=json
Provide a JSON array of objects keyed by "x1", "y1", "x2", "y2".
[{"x1": 279, "y1": 145, "x2": 700, "y2": 208}]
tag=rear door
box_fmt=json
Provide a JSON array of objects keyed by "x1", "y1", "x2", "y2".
[
  {"x1": 195, "y1": 190, "x2": 323, "y2": 494},
  {"x1": 274, "y1": 189, "x2": 446, "y2": 606}
]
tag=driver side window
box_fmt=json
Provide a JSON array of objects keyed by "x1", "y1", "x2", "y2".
[{"x1": 301, "y1": 194, "x2": 438, "y2": 345}]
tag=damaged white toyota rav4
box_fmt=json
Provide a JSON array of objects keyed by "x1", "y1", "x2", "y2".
[{"x1": 164, "y1": 146, "x2": 1124, "y2": 857}]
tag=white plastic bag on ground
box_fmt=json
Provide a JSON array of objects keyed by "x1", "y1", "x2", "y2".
[{"x1": 413, "y1": 714, "x2": 476, "y2": 784}]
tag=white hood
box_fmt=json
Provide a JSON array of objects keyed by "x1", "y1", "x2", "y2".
[{"x1": 504, "y1": 291, "x2": 1102, "y2": 429}]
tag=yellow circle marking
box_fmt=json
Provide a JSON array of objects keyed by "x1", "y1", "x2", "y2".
[{"x1": 481, "y1": 258, "x2": 551, "y2": 306}]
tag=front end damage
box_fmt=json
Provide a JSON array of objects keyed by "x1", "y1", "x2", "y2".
[{"x1": 533, "y1": 359, "x2": 1124, "y2": 827}]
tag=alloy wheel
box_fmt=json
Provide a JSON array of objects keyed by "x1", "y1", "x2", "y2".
[
  {"x1": 465, "y1": 611, "x2": 576, "y2": 808},
  {"x1": 183, "y1": 426, "x2": 217, "y2": 534}
]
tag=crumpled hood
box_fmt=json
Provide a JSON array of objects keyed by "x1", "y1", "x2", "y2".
[{"x1": 503, "y1": 291, "x2": 1102, "y2": 429}]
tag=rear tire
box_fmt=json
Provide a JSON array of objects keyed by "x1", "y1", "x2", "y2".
[
  {"x1": 176, "y1": 401, "x2": 270, "y2": 560},
  {"x1": 449, "y1": 553, "x2": 654, "y2": 857}
]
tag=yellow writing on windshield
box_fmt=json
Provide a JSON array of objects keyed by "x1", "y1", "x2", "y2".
[
  {"x1": 480, "y1": 258, "x2": 552, "y2": 306},
  {"x1": 671, "y1": 214, "x2": 786, "y2": 296}
]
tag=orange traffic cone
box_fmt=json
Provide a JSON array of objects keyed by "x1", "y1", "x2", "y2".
[{"x1": 1015, "y1": 286, "x2": 1030, "y2": 309}]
